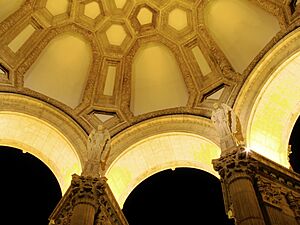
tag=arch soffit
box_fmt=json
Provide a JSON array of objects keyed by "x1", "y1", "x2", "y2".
[
  {"x1": 109, "y1": 114, "x2": 220, "y2": 166},
  {"x1": 234, "y1": 28, "x2": 300, "y2": 165},
  {"x1": 0, "y1": 93, "x2": 88, "y2": 192},
  {"x1": 107, "y1": 115, "x2": 220, "y2": 207}
]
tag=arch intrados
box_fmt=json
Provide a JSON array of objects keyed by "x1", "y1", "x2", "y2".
[
  {"x1": 107, "y1": 115, "x2": 221, "y2": 207},
  {"x1": 235, "y1": 28, "x2": 300, "y2": 167}
]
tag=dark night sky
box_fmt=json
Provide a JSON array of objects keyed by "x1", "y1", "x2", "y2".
[{"x1": 0, "y1": 115, "x2": 299, "y2": 225}]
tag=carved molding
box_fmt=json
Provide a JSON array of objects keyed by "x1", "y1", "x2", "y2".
[
  {"x1": 256, "y1": 176, "x2": 283, "y2": 208},
  {"x1": 286, "y1": 191, "x2": 300, "y2": 219}
]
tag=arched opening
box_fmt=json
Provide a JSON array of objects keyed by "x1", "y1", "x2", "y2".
[
  {"x1": 0, "y1": 111, "x2": 82, "y2": 193},
  {"x1": 234, "y1": 28, "x2": 300, "y2": 168},
  {"x1": 289, "y1": 116, "x2": 300, "y2": 173},
  {"x1": 0, "y1": 145, "x2": 62, "y2": 225},
  {"x1": 122, "y1": 168, "x2": 234, "y2": 225},
  {"x1": 107, "y1": 115, "x2": 220, "y2": 207}
]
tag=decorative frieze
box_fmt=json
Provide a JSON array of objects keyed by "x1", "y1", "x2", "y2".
[
  {"x1": 256, "y1": 176, "x2": 283, "y2": 208},
  {"x1": 286, "y1": 192, "x2": 300, "y2": 219}
]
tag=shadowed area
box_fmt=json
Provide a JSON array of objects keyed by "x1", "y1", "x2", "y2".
[
  {"x1": 122, "y1": 168, "x2": 235, "y2": 225},
  {"x1": 289, "y1": 116, "x2": 300, "y2": 173},
  {"x1": 0, "y1": 146, "x2": 62, "y2": 225}
]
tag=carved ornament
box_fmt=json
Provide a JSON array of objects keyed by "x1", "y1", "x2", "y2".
[{"x1": 256, "y1": 176, "x2": 283, "y2": 208}]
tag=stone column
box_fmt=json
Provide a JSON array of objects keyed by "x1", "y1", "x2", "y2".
[
  {"x1": 48, "y1": 174, "x2": 129, "y2": 225},
  {"x1": 70, "y1": 175, "x2": 106, "y2": 225},
  {"x1": 69, "y1": 175, "x2": 104, "y2": 225},
  {"x1": 213, "y1": 149, "x2": 266, "y2": 225}
]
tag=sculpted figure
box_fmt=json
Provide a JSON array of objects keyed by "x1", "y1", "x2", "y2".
[
  {"x1": 211, "y1": 103, "x2": 244, "y2": 149},
  {"x1": 82, "y1": 125, "x2": 111, "y2": 177}
]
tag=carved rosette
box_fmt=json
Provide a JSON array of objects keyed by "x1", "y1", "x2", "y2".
[
  {"x1": 286, "y1": 192, "x2": 300, "y2": 219},
  {"x1": 212, "y1": 148, "x2": 257, "y2": 183},
  {"x1": 256, "y1": 176, "x2": 283, "y2": 208}
]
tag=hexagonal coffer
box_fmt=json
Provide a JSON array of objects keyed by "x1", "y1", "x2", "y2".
[
  {"x1": 97, "y1": 20, "x2": 133, "y2": 56},
  {"x1": 129, "y1": 4, "x2": 159, "y2": 33}
]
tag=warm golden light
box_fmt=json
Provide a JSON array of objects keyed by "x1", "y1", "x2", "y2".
[
  {"x1": 248, "y1": 52, "x2": 300, "y2": 167},
  {"x1": 45, "y1": 0, "x2": 69, "y2": 16},
  {"x1": 137, "y1": 7, "x2": 153, "y2": 25},
  {"x1": 105, "y1": 24, "x2": 127, "y2": 46},
  {"x1": 0, "y1": 112, "x2": 82, "y2": 193},
  {"x1": 0, "y1": 0, "x2": 25, "y2": 22},
  {"x1": 107, "y1": 132, "x2": 220, "y2": 208},
  {"x1": 168, "y1": 8, "x2": 188, "y2": 31},
  {"x1": 204, "y1": 0, "x2": 280, "y2": 72},
  {"x1": 84, "y1": 1, "x2": 101, "y2": 19},
  {"x1": 131, "y1": 42, "x2": 188, "y2": 115},
  {"x1": 24, "y1": 34, "x2": 91, "y2": 108}
]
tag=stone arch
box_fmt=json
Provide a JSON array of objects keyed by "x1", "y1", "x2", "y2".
[
  {"x1": 235, "y1": 28, "x2": 300, "y2": 168},
  {"x1": 107, "y1": 115, "x2": 220, "y2": 207},
  {"x1": 0, "y1": 93, "x2": 87, "y2": 193}
]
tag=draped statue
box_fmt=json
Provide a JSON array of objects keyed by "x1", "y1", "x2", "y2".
[
  {"x1": 211, "y1": 103, "x2": 244, "y2": 151},
  {"x1": 82, "y1": 125, "x2": 111, "y2": 177}
]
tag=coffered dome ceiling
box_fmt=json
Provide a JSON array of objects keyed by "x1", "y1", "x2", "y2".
[{"x1": 0, "y1": 0, "x2": 297, "y2": 136}]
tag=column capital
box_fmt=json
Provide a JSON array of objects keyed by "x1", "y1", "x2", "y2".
[
  {"x1": 49, "y1": 174, "x2": 128, "y2": 225},
  {"x1": 70, "y1": 174, "x2": 107, "y2": 208},
  {"x1": 212, "y1": 148, "x2": 257, "y2": 183}
]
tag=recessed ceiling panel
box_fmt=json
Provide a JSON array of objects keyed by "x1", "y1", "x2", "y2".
[
  {"x1": 137, "y1": 7, "x2": 153, "y2": 25},
  {"x1": 84, "y1": 1, "x2": 101, "y2": 19},
  {"x1": 131, "y1": 42, "x2": 188, "y2": 115},
  {"x1": 204, "y1": 0, "x2": 280, "y2": 73},
  {"x1": 45, "y1": 0, "x2": 69, "y2": 16},
  {"x1": 8, "y1": 24, "x2": 35, "y2": 53},
  {"x1": 24, "y1": 34, "x2": 92, "y2": 109},
  {"x1": 168, "y1": 8, "x2": 188, "y2": 31}
]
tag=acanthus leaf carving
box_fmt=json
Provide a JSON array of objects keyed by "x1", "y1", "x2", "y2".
[{"x1": 212, "y1": 148, "x2": 257, "y2": 182}]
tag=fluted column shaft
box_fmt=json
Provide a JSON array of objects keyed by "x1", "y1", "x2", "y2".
[{"x1": 213, "y1": 149, "x2": 266, "y2": 225}]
